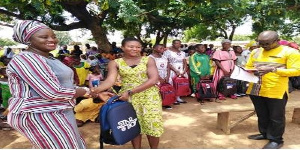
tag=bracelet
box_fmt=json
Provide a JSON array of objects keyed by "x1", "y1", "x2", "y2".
[{"x1": 82, "y1": 87, "x2": 90, "y2": 95}]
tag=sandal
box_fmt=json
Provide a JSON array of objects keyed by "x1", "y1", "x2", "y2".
[
  {"x1": 230, "y1": 95, "x2": 238, "y2": 99},
  {"x1": 218, "y1": 96, "x2": 226, "y2": 100}
]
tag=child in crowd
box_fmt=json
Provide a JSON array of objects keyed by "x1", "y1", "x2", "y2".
[
  {"x1": 72, "y1": 55, "x2": 91, "y2": 86},
  {"x1": 189, "y1": 44, "x2": 212, "y2": 100},
  {"x1": 86, "y1": 65, "x2": 103, "y2": 89},
  {"x1": 233, "y1": 46, "x2": 248, "y2": 97},
  {"x1": 233, "y1": 46, "x2": 247, "y2": 67},
  {"x1": 74, "y1": 97, "x2": 105, "y2": 127},
  {"x1": 87, "y1": 55, "x2": 99, "y2": 66},
  {"x1": 0, "y1": 56, "x2": 11, "y2": 109},
  {"x1": 149, "y1": 44, "x2": 172, "y2": 109},
  {"x1": 80, "y1": 54, "x2": 88, "y2": 62}
]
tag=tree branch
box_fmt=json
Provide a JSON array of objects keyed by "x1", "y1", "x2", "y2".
[
  {"x1": 49, "y1": 21, "x2": 86, "y2": 31},
  {"x1": 0, "y1": 22, "x2": 14, "y2": 28},
  {"x1": 0, "y1": 8, "x2": 23, "y2": 19}
]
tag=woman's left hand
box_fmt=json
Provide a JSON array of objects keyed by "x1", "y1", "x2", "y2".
[{"x1": 119, "y1": 91, "x2": 130, "y2": 101}]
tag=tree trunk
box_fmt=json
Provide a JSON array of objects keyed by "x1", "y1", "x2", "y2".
[
  {"x1": 155, "y1": 31, "x2": 164, "y2": 45},
  {"x1": 163, "y1": 33, "x2": 169, "y2": 47},
  {"x1": 229, "y1": 25, "x2": 236, "y2": 41},
  {"x1": 88, "y1": 22, "x2": 112, "y2": 52},
  {"x1": 59, "y1": 0, "x2": 112, "y2": 52}
]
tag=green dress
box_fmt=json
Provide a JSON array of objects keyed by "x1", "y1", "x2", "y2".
[{"x1": 115, "y1": 56, "x2": 164, "y2": 137}]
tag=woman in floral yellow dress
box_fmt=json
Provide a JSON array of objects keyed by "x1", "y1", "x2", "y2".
[{"x1": 91, "y1": 38, "x2": 163, "y2": 148}]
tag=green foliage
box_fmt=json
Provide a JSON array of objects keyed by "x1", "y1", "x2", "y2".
[
  {"x1": 232, "y1": 34, "x2": 252, "y2": 41},
  {"x1": 0, "y1": 0, "x2": 299, "y2": 47},
  {"x1": 0, "y1": 38, "x2": 17, "y2": 47},
  {"x1": 54, "y1": 31, "x2": 72, "y2": 46},
  {"x1": 184, "y1": 0, "x2": 250, "y2": 41},
  {"x1": 292, "y1": 36, "x2": 300, "y2": 44}
]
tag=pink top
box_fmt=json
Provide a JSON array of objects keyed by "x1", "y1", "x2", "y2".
[
  {"x1": 86, "y1": 73, "x2": 103, "y2": 88},
  {"x1": 212, "y1": 50, "x2": 237, "y2": 90}
]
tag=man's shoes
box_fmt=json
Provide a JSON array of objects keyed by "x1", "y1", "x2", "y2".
[
  {"x1": 248, "y1": 134, "x2": 267, "y2": 140},
  {"x1": 262, "y1": 141, "x2": 283, "y2": 149}
]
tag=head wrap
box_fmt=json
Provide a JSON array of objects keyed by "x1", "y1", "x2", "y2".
[
  {"x1": 245, "y1": 41, "x2": 258, "y2": 49},
  {"x1": 221, "y1": 39, "x2": 231, "y2": 44},
  {"x1": 12, "y1": 20, "x2": 50, "y2": 45}
]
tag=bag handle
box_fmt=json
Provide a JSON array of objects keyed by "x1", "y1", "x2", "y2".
[{"x1": 106, "y1": 95, "x2": 121, "y2": 104}]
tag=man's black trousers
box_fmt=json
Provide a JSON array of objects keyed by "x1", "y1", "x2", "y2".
[{"x1": 250, "y1": 93, "x2": 287, "y2": 143}]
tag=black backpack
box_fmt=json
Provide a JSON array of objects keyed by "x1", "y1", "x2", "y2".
[
  {"x1": 217, "y1": 76, "x2": 237, "y2": 96},
  {"x1": 196, "y1": 80, "x2": 217, "y2": 100},
  {"x1": 236, "y1": 80, "x2": 249, "y2": 94},
  {"x1": 290, "y1": 76, "x2": 300, "y2": 89}
]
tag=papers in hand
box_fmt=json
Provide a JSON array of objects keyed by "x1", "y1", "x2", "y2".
[{"x1": 230, "y1": 66, "x2": 259, "y2": 83}]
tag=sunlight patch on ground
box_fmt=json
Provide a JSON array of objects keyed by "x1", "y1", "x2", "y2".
[
  {"x1": 4, "y1": 136, "x2": 29, "y2": 148},
  {"x1": 163, "y1": 116, "x2": 195, "y2": 127},
  {"x1": 287, "y1": 145, "x2": 300, "y2": 148}
]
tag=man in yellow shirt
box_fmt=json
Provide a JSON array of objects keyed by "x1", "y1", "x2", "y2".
[{"x1": 245, "y1": 31, "x2": 300, "y2": 149}]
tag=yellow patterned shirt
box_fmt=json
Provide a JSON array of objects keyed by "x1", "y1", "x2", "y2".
[{"x1": 245, "y1": 46, "x2": 300, "y2": 99}]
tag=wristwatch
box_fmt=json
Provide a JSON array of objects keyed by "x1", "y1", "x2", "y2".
[
  {"x1": 271, "y1": 67, "x2": 277, "y2": 73},
  {"x1": 127, "y1": 90, "x2": 133, "y2": 96}
]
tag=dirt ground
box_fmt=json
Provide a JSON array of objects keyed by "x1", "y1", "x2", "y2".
[{"x1": 1, "y1": 90, "x2": 300, "y2": 149}]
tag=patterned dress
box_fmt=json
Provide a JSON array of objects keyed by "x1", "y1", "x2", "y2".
[
  {"x1": 149, "y1": 55, "x2": 168, "y2": 80},
  {"x1": 163, "y1": 50, "x2": 188, "y2": 85},
  {"x1": 7, "y1": 52, "x2": 85, "y2": 149},
  {"x1": 115, "y1": 56, "x2": 164, "y2": 137}
]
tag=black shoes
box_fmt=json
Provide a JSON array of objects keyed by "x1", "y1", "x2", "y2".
[
  {"x1": 262, "y1": 141, "x2": 284, "y2": 149},
  {"x1": 173, "y1": 101, "x2": 180, "y2": 105},
  {"x1": 163, "y1": 105, "x2": 173, "y2": 110},
  {"x1": 248, "y1": 134, "x2": 267, "y2": 140}
]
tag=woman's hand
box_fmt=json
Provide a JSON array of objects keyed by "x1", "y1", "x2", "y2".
[
  {"x1": 90, "y1": 87, "x2": 101, "y2": 97},
  {"x1": 223, "y1": 70, "x2": 231, "y2": 76},
  {"x1": 119, "y1": 91, "x2": 130, "y2": 101},
  {"x1": 175, "y1": 70, "x2": 181, "y2": 76},
  {"x1": 97, "y1": 92, "x2": 115, "y2": 102}
]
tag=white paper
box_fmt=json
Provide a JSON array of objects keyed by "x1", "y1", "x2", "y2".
[{"x1": 230, "y1": 65, "x2": 259, "y2": 83}]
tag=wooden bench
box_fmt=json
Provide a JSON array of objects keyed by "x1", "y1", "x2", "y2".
[{"x1": 200, "y1": 97, "x2": 300, "y2": 134}]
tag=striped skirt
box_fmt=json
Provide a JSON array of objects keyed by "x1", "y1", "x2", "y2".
[{"x1": 8, "y1": 109, "x2": 86, "y2": 149}]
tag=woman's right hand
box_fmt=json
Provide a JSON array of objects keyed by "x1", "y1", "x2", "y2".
[
  {"x1": 223, "y1": 70, "x2": 230, "y2": 76},
  {"x1": 97, "y1": 92, "x2": 115, "y2": 102},
  {"x1": 175, "y1": 70, "x2": 181, "y2": 76}
]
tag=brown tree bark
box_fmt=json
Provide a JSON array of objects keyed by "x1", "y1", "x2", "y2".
[{"x1": 57, "y1": 0, "x2": 112, "y2": 52}]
